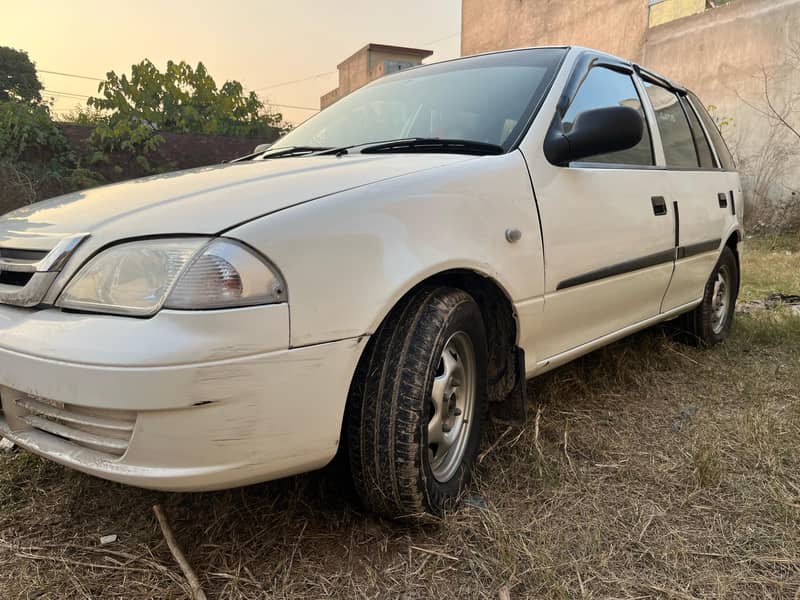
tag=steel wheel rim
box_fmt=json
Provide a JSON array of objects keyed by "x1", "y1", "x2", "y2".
[
  {"x1": 427, "y1": 331, "x2": 476, "y2": 483},
  {"x1": 711, "y1": 264, "x2": 731, "y2": 334}
]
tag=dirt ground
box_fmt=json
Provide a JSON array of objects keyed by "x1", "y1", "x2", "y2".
[{"x1": 1, "y1": 235, "x2": 799, "y2": 599}]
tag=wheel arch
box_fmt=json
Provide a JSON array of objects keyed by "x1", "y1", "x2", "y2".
[{"x1": 348, "y1": 267, "x2": 522, "y2": 422}]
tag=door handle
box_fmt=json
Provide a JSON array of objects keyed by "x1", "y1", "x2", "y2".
[
  {"x1": 718, "y1": 193, "x2": 728, "y2": 208},
  {"x1": 651, "y1": 196, "x2": 667, "y2": 216}
]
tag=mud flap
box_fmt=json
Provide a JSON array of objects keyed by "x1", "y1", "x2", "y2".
[{"x1": 489, "y1": 348, "x2": 527, "y2": 424}]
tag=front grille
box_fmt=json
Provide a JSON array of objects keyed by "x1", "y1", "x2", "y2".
[
  {"x1": 15, "y1": 395, "x2": 136, "y2": 457},
  {"x1": 0, "y1": 270, "x2": 33, "y2": 287},
  {"x1": 0, "y1": 247, "x2": 48, "y2": 262},
  {"x1": 0, "y1": 234, "x2": 88, "y2": 307},
  {"x1": 0, "y1": 249, "x2": 46, "y2": 287}
]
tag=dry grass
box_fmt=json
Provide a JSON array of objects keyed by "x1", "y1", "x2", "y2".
[{"x1": 1, "y1": 235, "x2": 799, "y2": 599}]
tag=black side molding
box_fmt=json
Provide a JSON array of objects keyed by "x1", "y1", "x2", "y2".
[
  {"x1": 556, "y1": 237, "x2": 723, "y2": 291},
  {"x1": 729, "y1": 190, "x2": 736, "y2": 215},
  {"x1": 556, "y1": 248, "x2": 675, "y2": 290},
  {"x1": 677, "y1": 238, "x2": 721, "y2": 260}
]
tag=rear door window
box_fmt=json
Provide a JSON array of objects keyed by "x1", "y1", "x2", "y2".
[
  {"x1": 643, "y1": 81, "x2": 699, "y2": 168},
  {"x1": 681, "y1": 97, "x2": 716, "y2": 168},
  {"x1": 687, "y1": 93, "x2": 736, "y2": 170}
]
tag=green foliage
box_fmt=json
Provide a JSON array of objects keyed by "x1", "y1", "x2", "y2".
[
  {"x1": 53, "y1": 105, "x2": 104, "y2": 126},
  {"x1": 63, "y1": 165, "x2": 106, "y2": 190},
  {"x1": 0, "y1": 101, "x2": 70, "y2": 164},
  {"x1": 87, "y1": 117, "x2": 165, "y2": 169},
  {"x1": 51, "y1": 104, "x2": 162, "y2": 175},
  {"x1": 80, "y1": 59, "x2": 287, "y2": 174},
  {"x1": 88, "y1": 59, "x2": 286, "y2": 138},
  {"x1": 1, "y1": 52, "x2": 287, "y2": 209},
  {"x1": 0, "y1": 101, "x2": 104, "y2": 211},
  {"x1": 0, "y1": 49, "x2": 104, "y2": 210},
  {"x1": 706, "y1": 104, "x2": 733, "y2": 132},
  {"x1": 0, "y1": 46, "x2": 43, "y2": 104}
]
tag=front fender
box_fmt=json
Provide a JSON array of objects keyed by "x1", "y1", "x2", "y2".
[{"x1": 229, "y1": 151, "x2": 545, "y2": 347}]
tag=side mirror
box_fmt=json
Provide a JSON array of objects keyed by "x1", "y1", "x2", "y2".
[{"x1": 543, "y1": 106, "x2": 644, "y2": 166}]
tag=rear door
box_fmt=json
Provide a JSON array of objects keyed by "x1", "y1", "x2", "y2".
[{"x1": 639, "y1": 79, "x2": 735, "y2": 311}]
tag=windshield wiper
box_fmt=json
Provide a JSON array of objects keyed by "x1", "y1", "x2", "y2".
[
  {"x1": 229, "y1": 145, "x2": 332, "y2": 163},
  {"x1": 357, "y1": 138, "x2": 504, "y2": 156},
  {"x1": 260, "y1": 146, "x2": 333, "y2": 159},
  {"x1": 234, "y1": 139, "x2": 503, "y2": 162}
]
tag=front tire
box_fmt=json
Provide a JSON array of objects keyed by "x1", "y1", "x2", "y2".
[
  {"x1": 679, "y1": 246, "x2": 739, "y2": 346},
  {"x1": 346, "y1": 286, "x2": 488, "y2": 518}
]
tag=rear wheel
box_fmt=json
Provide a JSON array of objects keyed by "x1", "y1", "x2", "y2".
[
  {"x1": 679, "y1": 246, "x2": 738, "y2": 346},
  {"x1": 346, "y1": 286, "x2": 487, "y2": 518}
]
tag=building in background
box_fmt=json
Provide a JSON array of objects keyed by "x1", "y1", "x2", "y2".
[
  {"x1": 648, "y1": 0, "x2": 736, "y2": 28},
  {"x1": 461, "y1": 0, "x2": 800, "y2": 230},
  {"x1": 320, "y1": 43, "x2": 432, "y2": 109}
]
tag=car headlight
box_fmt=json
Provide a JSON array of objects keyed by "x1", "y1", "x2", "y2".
[{"x1": 57, "y1": 237, "x2": 287, "y2": 316}]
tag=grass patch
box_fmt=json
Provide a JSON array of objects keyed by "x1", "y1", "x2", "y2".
[
  {"x1": 740, "y1": 233, "x2": 800, "y2": 301},
  {"x1": 0, "y1": 238, "x2": 798, "y2": 598}
]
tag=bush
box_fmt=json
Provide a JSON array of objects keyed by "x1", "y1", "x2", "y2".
[
  {"x1": 0, "y1": 101, "x2": 104, "y2": 212},
  {"x1": 88, "y1": 60, "x2": 286, "y2": 139},
  {"x1": 86, "y1": 117, "x2": 165, "y2": 173},
  {"x1": 0, "y1": 101, "x2": 71, "y2": 164}
]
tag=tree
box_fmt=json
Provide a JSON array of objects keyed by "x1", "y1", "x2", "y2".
[
  {"x1": 0, "y1": 100, "x2": 103, "y2": 212},
  {"x1": 740, "y1": 38, "x2": 800, "y2": 144},
  {"x1": 0, "y1": 47, "x2": 104, "y2": 209},
  {"x1": 88, "y1": 59, "x2": 286, "y2": 138},
  {"x1": 733, "y1": 36, "x2": 800, "y2": 232},
  {"x1": 0, "y1": 46, "x2": 43, "y2": 104}
]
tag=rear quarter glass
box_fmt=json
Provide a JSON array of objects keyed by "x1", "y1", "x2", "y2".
[{"x1": 688, "y1": 93, "x2": 736, "y2": 170}]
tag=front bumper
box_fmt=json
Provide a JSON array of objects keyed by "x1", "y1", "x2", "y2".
[{"x1": 0, "y1": 304, "x2": 365, "y2": 491}]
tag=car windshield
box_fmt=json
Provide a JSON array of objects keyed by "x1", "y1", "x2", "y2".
[{"x1": 276, "y1": 48, "x2": 566, "y2": 153}]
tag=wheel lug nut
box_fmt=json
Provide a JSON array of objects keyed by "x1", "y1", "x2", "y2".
[
  {"x1": 453, "y1": 408, "x2": 462, "y2": 416},
  {"x1": 442, "y1": 424, "x2": 452, "y2": 432}
]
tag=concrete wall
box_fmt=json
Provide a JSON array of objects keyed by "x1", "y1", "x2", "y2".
[
  {"x1": 460, "y1": 0, "x2": 800, "y2": 230},
  {"x1": 645, "y1": 0, "x2": 800, "y2": 230},
  {"x1": 321, "y1": 45, "x2": 432, "y2": 109},
  {"x1": 337, "y1": 50, "x2": 371, "y2": 103},
  {"x1": 461, "y1": 0, "x2": 649, "y2": 63},
  {"x1": 320, "y1": 88, "x2": 339, "y2": 107},
  {"x1": 58, "y1": 125, "x2": 272, "y2": 175},
  {"x1": 369, "y1": 49, "x2": 414, "y2": 70}
]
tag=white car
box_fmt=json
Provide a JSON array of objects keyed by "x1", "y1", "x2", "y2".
[{"x1": 0, "y1": 47, "x2": 741, "y2": 517}]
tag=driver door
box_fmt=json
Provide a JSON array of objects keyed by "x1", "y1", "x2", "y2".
[{"x1": 525, "y1": 65, "x2": 675, "y2": 360}]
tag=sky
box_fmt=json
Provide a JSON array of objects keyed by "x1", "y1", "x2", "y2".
[{"x1": 1, "y1": 0, "x2": 462, "y2": 125}]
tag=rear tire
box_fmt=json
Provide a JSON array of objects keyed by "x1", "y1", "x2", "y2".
[
  {"x1": 679, "y1": 246, "x2": 738, "y2": 346},
  {"x1": 346, "y1": 286, "x2": 488, "y2": 518}
]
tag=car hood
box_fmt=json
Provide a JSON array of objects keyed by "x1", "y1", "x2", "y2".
[{"x1": 0, "y1": 154, "x2": 473, "y2": 251}]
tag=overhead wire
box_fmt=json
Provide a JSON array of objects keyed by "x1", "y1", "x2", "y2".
[{"x1": 38, "y1": 30, "x2": 460, "y2": 115}]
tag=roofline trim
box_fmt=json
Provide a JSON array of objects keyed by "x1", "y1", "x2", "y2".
[
  {"x1": 458, "y1": 45, "x2": 691, "y2": 94},
  {"x1": 633, "y1": 64, "x2": 688, "y2": 94}
]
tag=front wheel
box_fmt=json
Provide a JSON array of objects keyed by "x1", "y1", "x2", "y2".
[
  {"x1": 679, "y1": 246, "x2": 739, "y2": 346},
  {"x1": 346, "y1": 286, "x2": 488, "y2": 518}
]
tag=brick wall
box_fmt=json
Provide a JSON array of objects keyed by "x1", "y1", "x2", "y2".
[{"x1": 59, "y1": 124, "x2": 279, "y2": 177}]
